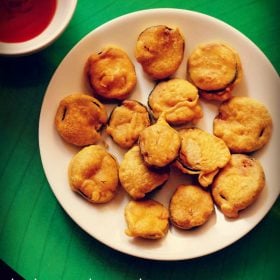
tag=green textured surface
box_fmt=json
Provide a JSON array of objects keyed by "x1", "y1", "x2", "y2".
[{"x1": 1, "y1": 0, "x2": 280, "y2": 279}]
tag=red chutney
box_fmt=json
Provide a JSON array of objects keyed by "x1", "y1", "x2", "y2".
[{"x1": 0, "y1": 0, "x2": 57, "y2": 43}]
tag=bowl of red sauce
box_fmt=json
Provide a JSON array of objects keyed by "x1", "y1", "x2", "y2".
[{"x1": 0, "y1": 0, "x2": 77, "y2": 56}]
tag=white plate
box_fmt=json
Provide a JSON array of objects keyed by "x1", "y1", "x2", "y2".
[{"x1": 39, "y1": 8, "x2": 280, "y2": 260}]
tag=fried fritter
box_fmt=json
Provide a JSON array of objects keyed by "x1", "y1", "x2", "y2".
[
  {"x1": 135, "y1": 25, "x2": 184, "y2": 80},
  {"x1": 68, "y1": 145, "x2": 119, "y2": 203},
  {"x1": 55, "y1": 94, "x2": 107, "y2": 146},
  {"x1": 148, "y1": 78, "x2": 203, "y2": 125},
  {"x1": 213, "y1": 96, "x2": 272, "y2": 153},
  {"x1": 125, "y1": 199, "x2": 169, "y2": 239},
  {"x1": 106, "y1": 100, "x2": 151, "y2": 149},
  {"x1": 86, "y1": 46, "x2": 136, "y2": 100},
  {"x1": 139, "y1": 116, "x2": 181, "y2": 168},
  {"x1": 119, "y1": 145, "x2": 169, "y2": 199},
  {"x1": 212, "y1": 154, "x2": 265, "y2": 218},
  {"x1": 170, "y1": 184, "x2": 214, "y2": 229},
  {"x1": 175, "y1": 127, "x2": 231, "y2": 187},
  {"x1": 187, "y1": 42, "x2": 242, "y2": 101}
]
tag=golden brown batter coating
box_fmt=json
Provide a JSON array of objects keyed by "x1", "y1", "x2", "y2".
[
  {"x1": 125, "y1": 199, "x2": 169, "y2": 239},
  {"x1": 139, "y1": 116, "x2": 181, "y2": 168},
  {"x1": 55, "y1": 94, "x2": 107, "y2": 146},
  {"x1": 135, "y1": 25, "x2": 185, "y2": 80},
  {"x1": 175, "y1": 127, "x2": 231, "y2": 187},
  {"x1": 86, "y1": 46, "x2": 137, "y2": 100},
  {"x1": 212, "y1": 154, "x2": 265, "y2": 218},
  {"x1": 106, "y1": 100, "x2": 151, "y2": 149},
  {"x1": 68, "y1": 145, "x2": 119, "y2": 204},
  {"x1": 148, "y1": 78, "x2": 203, "y2": 125},
  {"x1": 169, "y1": 185, "x2": 214, "y2": 229},
  {"x1": 213, "y1": 96, "x2": 272, "y2": 153},
  {"x1": 119, "y1": 145, "x2": 169, "y2": 199},
  {"x1": 187, "y1": 42, "x2": 242, "y2": 101}
]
